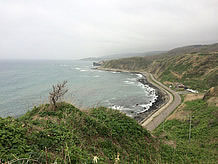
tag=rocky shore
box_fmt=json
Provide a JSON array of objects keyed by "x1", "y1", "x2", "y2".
[{"x1": 134, "y1": 77, "x2": 166, "y2": 122}]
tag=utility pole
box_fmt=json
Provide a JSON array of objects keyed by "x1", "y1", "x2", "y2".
[{"x1": 189, "y1": 115, "x2": 194, "y2": 143}]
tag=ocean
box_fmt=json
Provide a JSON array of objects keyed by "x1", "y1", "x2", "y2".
[{"x1": 0, "y1": 60, "x2": 157, "y2": 118}]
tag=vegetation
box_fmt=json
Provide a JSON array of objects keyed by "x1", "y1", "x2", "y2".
[
  {"x1": 102, "y1": 56, "x2": 160, "y2": 71},
  {"x1": 0, "y1": 103, "x2": 165, "y2": 163},
  {"x1": 149, "y1": 53, "x2": 218, "y2": 91},
  {"x1": 49, "y1": 81, "x2": 68, "y2": 110},
  {"x1": 1, "y1": 43, "x2": 217, "y2": 163},
  {"x1": 1, "y1": 98, "x2": 217, "y2": 163},
  {"x1": 102, "y1": 51, "x2": 218, "y2": 91},
  {"x1": 154, "y1": 99, "x2": 218, "y2": 163}
]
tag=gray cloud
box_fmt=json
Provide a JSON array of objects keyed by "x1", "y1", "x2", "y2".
[{"x1": 0, "y1": 0, "x2": 217, "y2": 59}]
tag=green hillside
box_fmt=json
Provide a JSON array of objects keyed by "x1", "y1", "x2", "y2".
[
  {"x1": 102, "y1": 43, "x2": 218, "y2": 91},
  {"x1": 149, "y1": 53, "x2": 218, "y2": 90},
  {"x1": 1, "y1": 100, "x2": 217, "y2": 163},
  {"x1": 154, "y1": 97, "x2": 218, "y2": 163},
  {"x1": 102, "y1": 56, "x2": 160, "y2": 71},
  {"x1": 0, "y1": 103, "x2": 165, "y2": 163}
]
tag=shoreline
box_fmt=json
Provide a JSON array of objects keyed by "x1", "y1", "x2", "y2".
[{"x1": 93, "y1": 67, "x2": 169, "y2": 123}]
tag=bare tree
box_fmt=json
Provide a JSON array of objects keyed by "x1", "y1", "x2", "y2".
[{"x1": 49, "y1": 81, "x2": 68, "y2": 110}]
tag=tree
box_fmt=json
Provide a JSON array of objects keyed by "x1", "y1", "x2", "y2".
[{"x1": 49, "y1": 81, "x2": 68, "y2": 110}]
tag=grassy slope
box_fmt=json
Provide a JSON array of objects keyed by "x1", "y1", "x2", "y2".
[
  {"x1": 154, "y1": 99, "x2": 218, "y2": 163},
  {"x1": 149, "y1": 53, "x2": 218, "y2": 91},
  {"x1": 102, "y1": 53, "x2": 218, "y2": 91},
  {"x1": 1, "y1": 101, "x2": 217, "y2": 163},
  {"x1": 102, "y1": 56, "x2": 160, "y2": 71},
  {"x1": 100, "y1": 43, "x2": 218, "y2": 163},
  {"x1": 102, "y1": 43, "x2": 218, "y2": 90},
  {"x1": 0, "y1": 103, "x2": 167, "y2": 163}
]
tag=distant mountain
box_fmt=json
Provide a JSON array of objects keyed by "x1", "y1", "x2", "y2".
[
  {"x1": 80, "y1": 51, "x2": 165, "y2": 61},
  {"x1": 165, "y1": 43, "x2": 218, "y2": 56}
]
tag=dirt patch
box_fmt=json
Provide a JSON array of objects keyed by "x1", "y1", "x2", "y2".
[
  {"x1": 167, "y1": 103, "x2": 191, "y2": 121},
  {"x1": 163, "y1": 81, "x2": 174, "y2": 85},
  {"x1": 170, "y1": 71, "x2": 183, "y2": 79},
  {"x1": 168, "y1": 94, "x2": 204, "y2": 121},
  {"x1": 184, "y1": 94, "x2": 204, "y2": 102},
  {"x1": 32, "y1": 114, "x2": 58, "y2": 122},
  {"x1": 207, "y1": 97, "x2": 218, "y2": 107},
  {"x1": 163, "y1": 140, "x2": 177, "y2": 149}
]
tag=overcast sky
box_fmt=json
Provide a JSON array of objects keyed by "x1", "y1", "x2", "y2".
[{"x1": 0, "y1": 0, "x2": 217, "y2": 59}]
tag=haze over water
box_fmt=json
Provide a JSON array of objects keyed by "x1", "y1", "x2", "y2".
[{"x1": 0, "y1": 60, "x2": 157, "y2": 117}]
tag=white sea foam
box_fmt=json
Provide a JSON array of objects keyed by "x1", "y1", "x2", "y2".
[
  {"x1": 136, "y1": 74, "x2": 143, "y2": 78},
  {"x1": 80, "y1": 69, "x2": 88, "y2": 72},
  {"x1": 135, "y1": 80, "x2": 158, "y2": 113},
  {"x1": 94, "y1": 75, "x2": 100, "y2": 78},
  {"x1": 124, "y1": 81, "x2": 135, "y2": 85},
  {"x1": 111, "y1": 105, "x2": 123, "y2": 110},
  {"x1": 75, "y1": 67, "x2": 81, "y2": 70},
  {"x1": 112, "y1": 72, "x2": 120, "y2": 74},
  {"x1": 111, "y1": 105, "x2": 133, "y2": 112},
  {"x1": 127, "y1": 77, "x2": 137, "y2": 81}
]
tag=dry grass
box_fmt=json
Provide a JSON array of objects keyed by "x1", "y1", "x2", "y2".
[
  {"x1": 167, "y1": 103, "x2": 191, "y2": 121},
  {"x1": 207, "y1": 97, "x2": 218, "y2": 107},
  {"x1": 184, "y1": 93, "x2": 204, "y2": 102},
  {"x1": 168, "y1": 94, "x2": 204, "y2": 121},
  {"x1": 170, "y1": 70, "x2": 183, "y2": 79}
]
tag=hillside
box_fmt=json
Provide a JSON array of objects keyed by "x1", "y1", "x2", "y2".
[
  {"x1": 81, "y1": 51, "x2": 164, "y2": 61},
  {"x1": 102, "y1": 55, "x2": 160, "y2": 71},
  {"x1": 0, "y1": 102, "x2": 167, "y2": 163},
  {"x1": 166, "y1": 43, "x2": 218, "y2": 56},
  {"x1": 102, "y1": 43, "x2": 218, "y2": 90},
  {"x1": 1, "y1": 100, "x2": 217, "y2": 163},
  {"x1": 149, "y1": 53, "x2": 218, "y2": 90},
  {"x1": 154, "y1": 93, "x2": 218, "y2": 163}
]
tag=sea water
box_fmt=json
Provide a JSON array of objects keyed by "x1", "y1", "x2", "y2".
[{"x1": 0, "y1": 60, "x2": 157, "y2": 117}]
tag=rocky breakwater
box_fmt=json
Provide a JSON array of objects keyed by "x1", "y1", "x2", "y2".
[{"x1": 134, "y1": 77, "x2": 167, "y2": 122}]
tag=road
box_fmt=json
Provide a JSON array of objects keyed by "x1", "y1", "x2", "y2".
[
  {"x1": 140, "y1": 72, "x2": 181, "y2": 131},
  {"x1": 95, "y1": 67, "x2": 181, "y2": 131}
]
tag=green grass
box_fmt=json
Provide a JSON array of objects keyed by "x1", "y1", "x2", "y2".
[
  {"x1": 1, "y1": 99, "x2": 217, "y2": 163},
  {"x1": 103, "y1": 52, "x2": 218, "y2": 91},
  {"x1": 154, "y1": 99, "x2": 218, "y2": 163},
  {"x1": 0, "y1": 102, "x2": 164, "y2": 163}
]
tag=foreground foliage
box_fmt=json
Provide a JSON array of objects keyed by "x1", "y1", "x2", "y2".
[
  {"x1": 1, "y1": 99, "x2": 217, "y2": 163},
  {"x1": 0, "y1": 103, "x2": 163, "y2": 163}
]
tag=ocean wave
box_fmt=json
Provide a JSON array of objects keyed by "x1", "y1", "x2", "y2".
[
  {"x1": 112, "y1": 72, "x2": 120, "y2": 74},
  {"x1": 111, "y1": 105, "x2": 123, "y2": 110},
  {"x1": 136, "y1": 74, "x2": 143, "y2": 78},
  {"x1": 59, "y1": 64, "x2": 69, "y2": 67},
  {"x1": 80, "y1": 69, "x2": 88, "y2": 72},
  {"x1": 127, "y1": 77, "x2": 137, "y2": 81},
  {"x1": 111, "y1": 105, "x2": 132, "y2": 111},
  {"x1": 136, "y1": 94, "x2": 158, "y2": 114},
  {"x1": 94, "y1": 75, "x2": 100, "y2": 78},
  {"x1": 124, "y1": 81, "x2": 135, "y2": 85}
]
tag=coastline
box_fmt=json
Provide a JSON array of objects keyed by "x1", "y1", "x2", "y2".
[{"x1": 93, "y1": 67, "x2": 169, "y2": 123}]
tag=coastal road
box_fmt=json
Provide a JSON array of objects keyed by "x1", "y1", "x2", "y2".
[
  {"x1": 140, "y1": 72, "x2": 181, "y2": 131},
  {"x1": 96, "y1": 67, "x2": 181, "y2": 131}
]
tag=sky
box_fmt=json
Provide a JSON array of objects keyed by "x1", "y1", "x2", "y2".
[{"x1": 0, "y1": 0, "x2": 217, "y2": 60}]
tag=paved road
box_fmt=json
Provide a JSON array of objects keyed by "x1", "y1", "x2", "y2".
[{"x1": 141, "y1": 72, "x2": 181, "y2": 131}]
